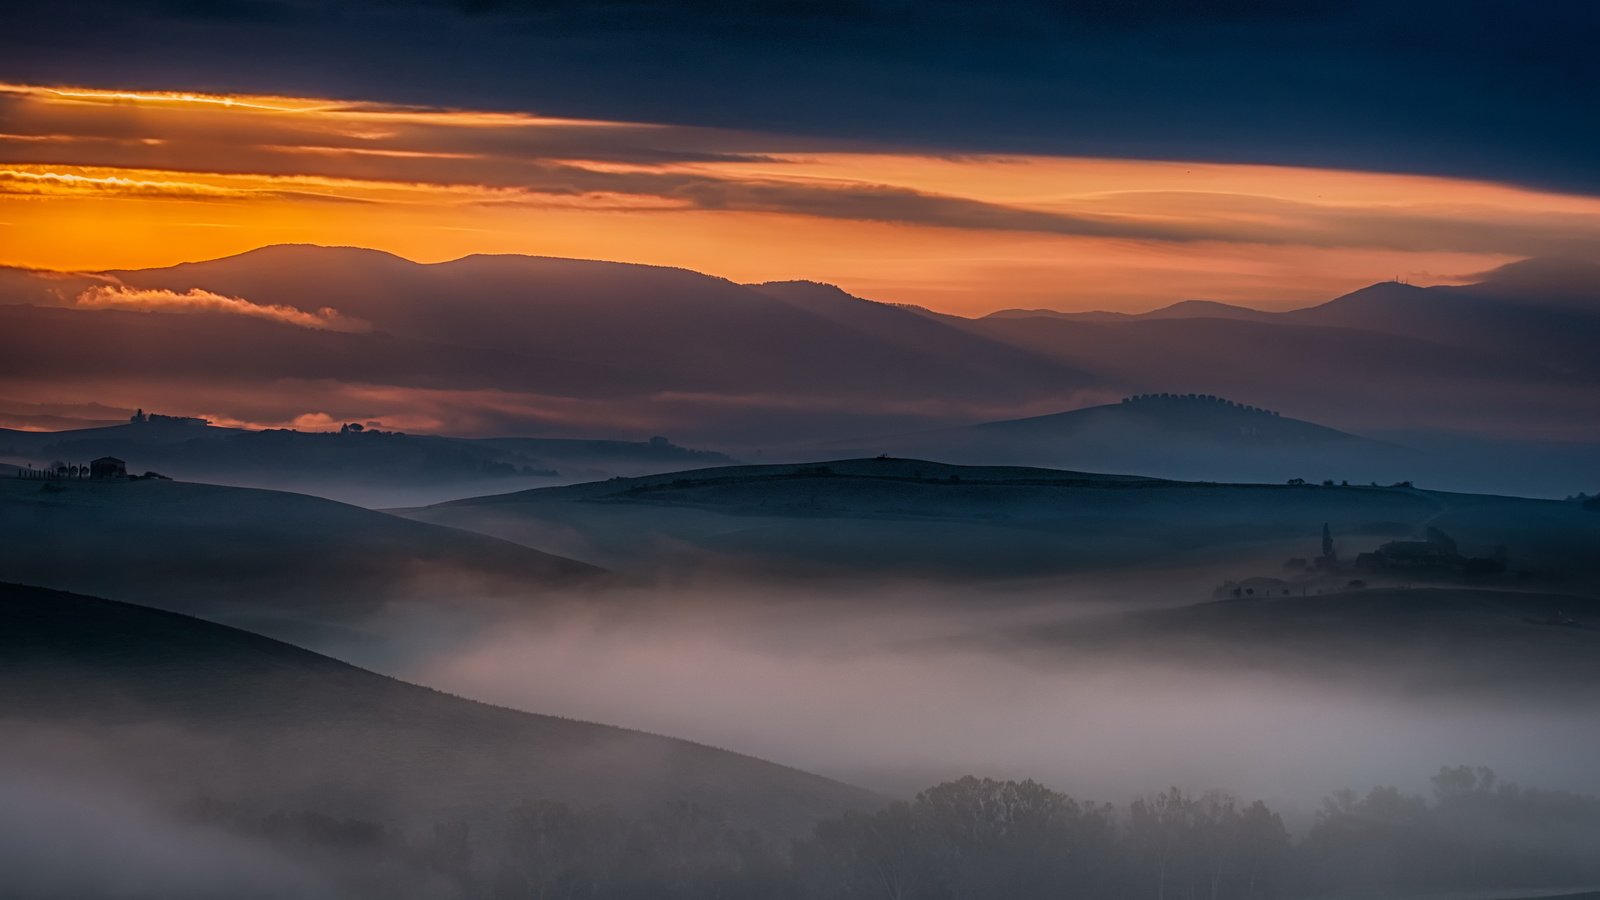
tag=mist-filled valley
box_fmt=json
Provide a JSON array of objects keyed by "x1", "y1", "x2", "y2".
[{"x1": 6, "y1": 446, "x2": 1600, "y2": 898}]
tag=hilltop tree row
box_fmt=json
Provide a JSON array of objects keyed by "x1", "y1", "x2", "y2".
[{"x1": 1122, "y1": 393, "x2": 1281, "y2": 416}]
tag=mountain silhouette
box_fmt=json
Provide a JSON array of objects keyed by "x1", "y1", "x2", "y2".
[
  {"x1": 104, "y1": 245, "x2": 1094, "y2": 402},
  {"x1": 2, "y1": 247, "x2": 1596, "y2": 463}
]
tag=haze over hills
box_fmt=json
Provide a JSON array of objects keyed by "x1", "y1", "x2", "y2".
[
  {"x1": 4, "y1": 246, "x2": 1597, "y2": 476},
  {"x1": 0, "y1": 413, "x2": 734, "y2": 507},
  {"x1": 0, "y1": 582, "x2": 873, "y2": 837}
]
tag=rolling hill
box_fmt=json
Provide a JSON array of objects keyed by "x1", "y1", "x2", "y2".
[
  {"x1": 0, "y1": 475, "x2": 600, "y2": 644},
  {"x1": 0, "y1": 582, "x2": 873, "y2": 835},
  {"x1": 396, "y1": 458, "x2": 1600, "y2": 591},
  {"x1": 396, "y1": 458, "x2": 1582, "y2": 584}
]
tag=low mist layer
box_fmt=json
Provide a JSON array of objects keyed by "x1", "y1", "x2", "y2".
[{"x1": 401, "y1": 583, "x2": 1600, "y2": 806}]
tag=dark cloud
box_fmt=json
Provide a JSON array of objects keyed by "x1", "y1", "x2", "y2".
[{"x1": 0, "y1": 1, "x2": 1594, "y2": 194}]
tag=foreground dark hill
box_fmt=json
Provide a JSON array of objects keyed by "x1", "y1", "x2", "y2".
[
  {"x1": 0, "y1": 476, "x2": 598, "y2": 640},
  {"x1": 399, "y1": 458, "x2": 1600, "y2": 589},
  {"x1": 825, "y1": 394, "x2": 1413, "y2": 484},
  {"x1": 0, "y1": 582, "x2": 872, "y2": 835},
  {"x1": 0, "y1": 414, "x2": 733, "y2": 507}
]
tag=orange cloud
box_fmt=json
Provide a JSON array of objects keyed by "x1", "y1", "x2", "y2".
[
  {"x1": 75, "y1": 285, "x2": 367, "y2": 332},
  {"x1": 0, "y1": 168, "x2": 252, "y2": 200}
]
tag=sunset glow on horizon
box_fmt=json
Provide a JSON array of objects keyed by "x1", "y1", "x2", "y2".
[{"x1": 3, "y1": 81, "x2": 1598, "y2": 314}]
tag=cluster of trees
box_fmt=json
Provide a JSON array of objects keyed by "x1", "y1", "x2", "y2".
[
  {"x1": 1122, "y1": 394, "x2": 1280, "y2": 416},
  {"x1": 1305, "y1": 766, "x2": 1600, "y2": 891},
  {"x1": 182, "y1": 768, "x2": 1600, "y2": 900},
  {"x1": 1285, "y1": 478, "x2": 1413, "y2": 488},
  {"x1": 796, "y1": 778, "x2": 1291, "y2": 900},
  {"x1": 129, "y1": 409, "x2": 209, "y2": 426}
]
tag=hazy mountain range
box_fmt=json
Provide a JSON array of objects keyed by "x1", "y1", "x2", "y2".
[{"x1": 3, "y1": 245, "x2": 1596, "y2": 497}]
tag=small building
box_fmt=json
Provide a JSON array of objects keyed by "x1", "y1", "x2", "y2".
[{"x1": 89, "y1": 456, "x2": 127, "y2": 480}]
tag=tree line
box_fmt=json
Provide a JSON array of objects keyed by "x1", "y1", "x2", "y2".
[{"x1": 183, "y1": 766, "x2": 1600, "y2": 900}]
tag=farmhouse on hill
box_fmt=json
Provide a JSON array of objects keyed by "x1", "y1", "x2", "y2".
[{"x1": 89, "y1": 457, "x2": 127, "y2": 479}]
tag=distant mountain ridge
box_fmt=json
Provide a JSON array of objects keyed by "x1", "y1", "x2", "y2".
[
  {"x1": 2, "y1": 245, "x2": 1596, "y2": 484},
  {"x1": 104, "y1": 244, "x2": 1092, "y2": 402},
  {"x1": 987, "y1": 257, "x2": 1600, "y2": 325}
]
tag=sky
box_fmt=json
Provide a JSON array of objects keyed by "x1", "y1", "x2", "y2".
[{"x1": 0, "y1": 1, "x2": 1596, "y2": 314}]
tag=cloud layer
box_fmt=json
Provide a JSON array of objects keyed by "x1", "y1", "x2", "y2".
[
  {"x1": 75, "y1": 285, "x2": 366, "y2": 331},
  {"x1": 0, "y1": 81, "x2": 1597, "y2": 311},
  {"x1": 2, "y1": 1, "x2": 1595, "y2": 195}
]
